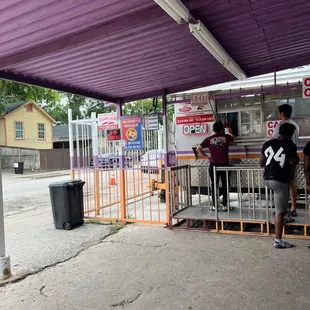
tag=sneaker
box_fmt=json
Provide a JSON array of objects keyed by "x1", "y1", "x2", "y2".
[
  {"x1": 222, "y1": 205, "x2": 228, "y2": 211},
  {"x1": 290, "y1": 209, "x2": 297, "y2": 217},
  {"x1": 220, "y1": 205, "x2": 234, "y2": 212},
  {"x1": 274, "y1": 240, "x2": 294, "y2": 249},
  {"x1": 209, "y1": 206, "x2": 216, "y2": 211}
]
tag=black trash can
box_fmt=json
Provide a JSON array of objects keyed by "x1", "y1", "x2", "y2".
[
  {"x1": 14, "y1": 162, "x2": 24, "y2": 174},
  {"x1": 49, "y1": 180, "x2": 85, "y2": 230}
]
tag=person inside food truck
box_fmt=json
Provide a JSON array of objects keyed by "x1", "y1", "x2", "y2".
[
  {"x1": 272, "y1": 104, "x2": 299, "y2": 217},
  {"x1": 196, "y1": 121, "x2": 234, "y2": 211},
  {"x1": 260, "y1": 123, "x2": 299, "y2": 249}
]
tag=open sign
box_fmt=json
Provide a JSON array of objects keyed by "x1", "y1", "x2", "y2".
[
  {"x1": 183, "y1": 124, "x2": 208, "y2": 135},
  {"x1": 266, "y1": 120, "x2": 280, "y2": 137}
]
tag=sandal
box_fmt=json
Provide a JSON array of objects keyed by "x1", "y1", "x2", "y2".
[{"x1": 274, "y1": 241, "x2": 294, "y2": 249}]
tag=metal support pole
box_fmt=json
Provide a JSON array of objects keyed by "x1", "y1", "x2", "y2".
[
  {"x1": 68, "y1": 109, "x2": 75, "y2": 180},
  {"x1": 162, "y1": 91, "x2": 169, "y2": 168},
  {"x1": 118, "y1": 104, "x2": 126, "y2": 221},
  {"x1": 76, "y1": 120, "x2": 80, "y2": 170},
  {"x1": 91, "y1": 112, "x2": 100, "y2": 215},
  {"x1": 0, "y1": 157, "x2": 11, "y2": 280}
]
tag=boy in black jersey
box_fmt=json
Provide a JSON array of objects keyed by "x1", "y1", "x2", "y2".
[{"x1": 259, "y1": 123, "x2": 299, "y2": 248}]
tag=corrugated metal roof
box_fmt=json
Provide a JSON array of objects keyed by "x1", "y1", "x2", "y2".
[
  {"x1": 0, "y1": 0, "x2": 310, "y2": 103},
  {"x1": 53, "y1": 125, "x2": 91, "y2": 141}
]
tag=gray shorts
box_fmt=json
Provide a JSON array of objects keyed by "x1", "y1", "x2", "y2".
[{"x1": 265, "y1": 180, "x2": 289, "y2": 213}]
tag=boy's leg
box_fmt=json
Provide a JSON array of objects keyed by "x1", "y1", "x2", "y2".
[
  {"x1": 209, "y1": 164, "x2": 219, "y2": 209},
  {"x1": 266, "y1": 180, "x2": 294, "y2": 248},
  {"x1": 220, "y1": 171, "x2": 228, "y2": 207},
  {"x1": 289, "y1": 180, "x2": 297, "y2": 215},
  {"x1": 209, "y1": 164, "x2": 215, "y2": 208}
]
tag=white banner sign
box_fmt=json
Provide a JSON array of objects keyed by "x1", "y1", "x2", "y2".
[
  {"x1": 144, "y1": 114, "x2": 159, "y2": 130},
  {"x1": 98, "y1": 112, "x2": 118, "y2": 130}
]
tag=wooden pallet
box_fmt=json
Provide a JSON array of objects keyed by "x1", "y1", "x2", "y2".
[{"x1": 170, "y1": 217, "x2": 310, "y2": 239}]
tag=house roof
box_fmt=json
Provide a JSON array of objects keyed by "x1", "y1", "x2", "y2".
[
  {"x1": 0, "y1": 1, "x2": 310, "y2": 103},
  {"x1": 3, "y1": 102, "x2": 27, "y2": 114},
  {"x1": 53, "y1": 125, "x2": 91, "y2": 142},
  {"x1": 3, "y1": 101, "x2": 56, "y2": 123}
]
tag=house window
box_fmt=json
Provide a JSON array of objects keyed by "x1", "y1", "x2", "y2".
[
  {"x1": 15, "y1": 122, "x2": 24, "y2": 139},
  {"x1": 26, "y1": 104, "x2": 33, "y2": 112},
  {"x1": 38, "y1": 123, "x2": 45, "y2": 139}
]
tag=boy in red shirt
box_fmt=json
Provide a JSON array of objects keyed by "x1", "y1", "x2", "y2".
[{"x1": 196, "y1": 121, "x2": 234, "y2": 211}]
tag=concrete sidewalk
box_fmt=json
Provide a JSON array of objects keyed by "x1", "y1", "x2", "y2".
[
  {"x1": 1, "y1": 225, "x2": 310, "y2": 310},
  {"x1": 2, "y1": 170, "x2": 71, "y2": 180}
]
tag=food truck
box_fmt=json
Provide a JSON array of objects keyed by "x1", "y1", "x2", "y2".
[{"x1": 171, "y1": 81, "x2": 310, "y2": 193}]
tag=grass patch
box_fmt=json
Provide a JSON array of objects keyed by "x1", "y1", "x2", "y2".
[{"x1": 86, "y1": 219, "x2": 103, "y2": 225}]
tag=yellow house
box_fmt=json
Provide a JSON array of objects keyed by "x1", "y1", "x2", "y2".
[{"x1": 0, "y1": 101, "x2": 55, "y2": 149}]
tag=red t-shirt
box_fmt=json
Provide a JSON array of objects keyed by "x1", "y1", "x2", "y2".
[{"x1": 200, "y1": 133, "x2": 234, "y2": 164}]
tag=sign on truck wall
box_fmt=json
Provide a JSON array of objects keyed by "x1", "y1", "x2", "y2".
[
  {"x1": 266, "y1": 120, "x2": 280, "y2": 137},
  {"x1": 303, "y1": 77, "x2": 310, "y2": 98},
  {"x1": 183, "y1": 124, "x2": 208, "y2": 136},
  {"x1": 175, "y1": 97, "x2": 214, "y2": 154},
  {"x1": 191, "y1": 92, "x2": 209, "y2": 106}
]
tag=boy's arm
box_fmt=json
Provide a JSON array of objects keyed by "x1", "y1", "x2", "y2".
[
  {"x1": 258, "y1": 154, "x2": 266, "y2": 167},
  {"x1": 196, "y1": 144, "x2": 208, "y2": 159},
  {"x1": 259, "y1": 143, "x2": 266, "y2": 167}
]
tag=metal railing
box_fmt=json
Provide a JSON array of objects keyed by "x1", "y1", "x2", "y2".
[
  {"x1": 168, "y1": 163, "x2": 309, "y2": 222},
  {"x1": 167, "y1": 165, "x2": 192, "y2": 216}
]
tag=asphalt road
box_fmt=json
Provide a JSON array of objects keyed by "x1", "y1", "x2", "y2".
[{"x1": 2, "y1": 172, "x2": 70, "y2": 216}]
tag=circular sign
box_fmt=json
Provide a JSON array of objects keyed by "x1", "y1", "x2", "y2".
[{"x1": 126, "y1": 128, "x2": 137, "y2": 141}]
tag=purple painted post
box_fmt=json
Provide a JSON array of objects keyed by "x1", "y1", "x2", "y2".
[
  {"x1": 91, "y1": 112, "x2": 99, "y2": 168},
  {"x1": 75, "y1": 121, "x2": 81, "y2": 171},
  {"x1": 117, "y1": 104, "x2": 125, "y2": 169},
  {"x1": 162, "y1": 91, "x2": 169, "y2": 168}
]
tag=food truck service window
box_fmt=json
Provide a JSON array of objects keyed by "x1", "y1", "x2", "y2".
[
  {"x1": 216, "y1": 96, "x2": 263, "y2": 138},
  {"x1": 263, "y1": 96, "x2": 310, "y2": 137}
]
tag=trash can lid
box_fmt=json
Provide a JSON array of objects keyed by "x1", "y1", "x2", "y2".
[{"x1": 48, "y1": 179, "x2": 84, "y2": 187}]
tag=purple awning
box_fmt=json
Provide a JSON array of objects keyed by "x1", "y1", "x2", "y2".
[{"x1": 0, "y1": 0, "x2": 309, "y2": 103}]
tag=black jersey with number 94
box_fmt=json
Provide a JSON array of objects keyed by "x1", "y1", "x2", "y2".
[{"x1": 261, "y1": 139, "x2": 298, "y2": 183}]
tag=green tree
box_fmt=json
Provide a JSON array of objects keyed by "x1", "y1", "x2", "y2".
[
  {"x1": 0, "y1": 80, "x2": 59, "y2": 115},
  {"x1": 0, "y1": 80, "x2": 174, "y2": 123},
  {"x1": 123, "y1": 98, "x2": 174, "y2": 121}
]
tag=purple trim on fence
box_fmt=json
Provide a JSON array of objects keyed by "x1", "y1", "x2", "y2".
[
  {"x1": 164, "y1": 153, "x2": 168, "y2": 168},
  {"x1": 93, "y1": 156, "x2": 99, "y2": 168},
  {"x1": 70, "y1": 157, "x2": 74, "y2": 170},
  {"x1": 119, "y1": 155, "x2": 125, "y2": 169},
  {"x1": 168, "y1": 152, "x2": 177, "y2": 166}
]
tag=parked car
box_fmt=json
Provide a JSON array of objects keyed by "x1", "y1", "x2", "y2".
[
  {"x1": 90, "y1": 153, "x2": 132, "y2": 168},
  {"x1": 140, "y1": 150, "x2": 164, "y2": 172}
]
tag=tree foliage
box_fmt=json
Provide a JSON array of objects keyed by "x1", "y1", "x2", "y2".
[
  {"x1": 0, "y1": 80, "x2": 174, "y2": 123},
  {"x1": 0, "y1": 80, "x2": 59, "y2": 115},
  {"x1": 123, "y1": 98, "x2": 174, "y2": 122}
]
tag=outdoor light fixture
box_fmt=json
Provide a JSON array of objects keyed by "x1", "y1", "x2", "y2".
[
  {"x1": 154, "y1": 0, "x2": 190, "y2": 24},
  {"x1": 189, "y1": 21, "x2": 247, "y2": 80}
]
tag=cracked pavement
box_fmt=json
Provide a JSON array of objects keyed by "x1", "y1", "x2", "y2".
[
  {"x1": 2, "y1": 172, "x2": 113, "y2": 274},
  {"x1": 1, "y1": 225, "x2": 310, "y2": 310}
]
